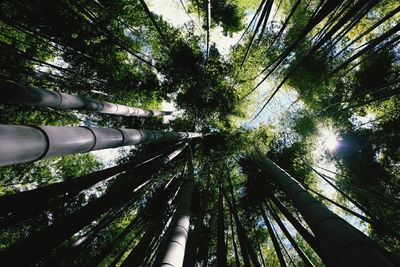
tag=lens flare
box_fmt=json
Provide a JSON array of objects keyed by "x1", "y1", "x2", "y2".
[{"x1": 326, "y1": 135, "x2": 338, "y2": 151}]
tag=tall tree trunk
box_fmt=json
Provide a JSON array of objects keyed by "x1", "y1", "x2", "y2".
[
  {"x1": 236, "y1": 0, "x2": 266, "y2": 46},
  {"x1": 255, "y1": 153, "x2": 397, "y2": 266},
  {"x1": 69, "y1": 0, "x2": 156, "y2": 68},
  {"x1": 89, "y1": 216, "x2": 142, "y2": 266},
  {"x1": 138, "y1": 0, "x2": 169, "y2": 47},
  {"x1": 217, "y1": 184, "x2": 228, "y2": 266},
  {"x1": 205, "y1": 0, "x2": 211, "y2": 56},
  {"x1": 95, "y1": 175, "x2": 183, "y2": 266},
  {"x1": 332, "y1": 23, "x2": 400, "y2": 74},
  {"x1": 182, "y1": 212, "x2": 202, "y2": 267},
  {"x1": 306, "y1": 186, "x2": 400, "y2": 240},
  {"x1": 268, "y1": 194, "x2": 334, "y2": 266},
  {"x1": 0, "y1": 80, "x2": 172, "y2": 117},
  {"x1": 265, "y1": 0, "x2": 301, "y2": 54},
  {"x1": 257, "y1": 0, "x2": 379, "y2": 112},
  {"x1": 309, "y1": 164, "x2": 400, "y2": 208},
  {"x1": 43, "y1": 199, "x2": 132, "y2": 267},
  {"x1": 119, "y1": 175, "x2": 183, "y2": 267},
  {"x1": 310, "y1": 166, "x2": 379, "y2": 222},
  {"x1": 249, "y1": 0, "x2": 342, "y2": 99},
  {"x1": 310, "y1": 0, "x2": 375, "y2": 56},
  {"x1": 333, "y1": 4, "x2": 400, "y2": 59},
  {"x1": 260, "y1": 205, "x2": 287, "y2": 267},
  {"x1": 109, "y1": 230, "x2": 145, "y2": 267},
  {"x1": 225, "y1": 189, "x2": 251, "y2": 266},
  {"x1": 229, "y1": 209, "x2": 241, "y2": 267},
  {"x1": 0, "y1": 124, "x2": 201, "y2": 166},
  {"x1": 255, "y1": 229, "x2": 267, "y2": 267},
  {"x1": 256, "y1": 0, "x2": 274, "y2": 43},
  {"x1": 0, "y1": 142, "x2": 181, "y2": 219},
  {"x1": 120, "y1": 206, "x2": 172, "y2": 266},
  {"x1": 326, "y1": 1, "x2": 379, "y2": 49},
  {"x1": 0, "y1": 145, "x2": 186, "y2": 265},
  {"x1": 154, "y1": 147, "x2": 195, "y2": 267},
  {"x1": 267, "y1": 200, "x2": 315, "y2": 267},
  {"x1": 240, "y1": 0, "x2": 269, "y2": 68},
  {"x1": 226, "y1": 174, "x2": 261, "y2": 267},
  {"x1": 275, "y1": 225, "x2": 297, "y2": 267},
  {"x1": 183, "y1": 169, "x2": 211, "y2": 267},
  {"x1": 200, "y1": 224, "x2": 211, "y2": 266}
]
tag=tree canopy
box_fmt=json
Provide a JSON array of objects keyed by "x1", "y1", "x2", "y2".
[{"x1": 0, "y1": 0, "x2": 400, "y2": 266}]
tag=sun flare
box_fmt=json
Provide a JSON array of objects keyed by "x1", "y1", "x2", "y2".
[
  {"x1": 326, "y1": 135, "x2": 338, "y2": 151},
  {"x1": 321, "y1": 129, "x2": 338, "y2": 151}
]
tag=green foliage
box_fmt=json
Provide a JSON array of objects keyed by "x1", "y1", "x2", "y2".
[
  {"x1": 1, "y1": 0, "x2": 400, "y2": 265},
  {"x1": 159, "y1": 41, "x2": 245, "y2": 128},
  {"x1": 55, "y1": 154, "x2": 102, "y2": 179},
  {"x1": 269, "y1": 141, "x2": 316, "y2": 186},
  {"x1": 189, "y1": 0, "x2": 245, "y2": 35}
]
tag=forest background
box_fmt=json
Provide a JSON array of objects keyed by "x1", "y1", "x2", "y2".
[{"x1": 0, "y1": 0, "x2": 399, "y2": 266}]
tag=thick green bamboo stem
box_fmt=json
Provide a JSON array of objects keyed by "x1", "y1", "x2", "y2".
[
  {"x1": 0, "y1": 145, "x2": 186, "y2": 265},
  {"x1": 0, "y1": 142, "x2": 181, "y2": 216},
  {"x1": 256, "y1": 153, "x2": 396, "y2": 266},
  {"x1": 0, "y1": 124, "x2": 201, "y2": 166},
  {"x1": 120, "y1": 177, "x2": 182, "y2": 267},
  {"x1": 156, "y1": 147, "x2": 195, "y2": 267},
  {"x1": 268, "y1": 194, "x2": 334, "y2": 266},
  {"x1": 183, "y1": 168, "x2": 211, "y2": 267},
  {"x1": 244, "y1": 159, "x2": 333, "y2": 264},
  {"x1": 0, "y1": 80, "x2": 172, "y2": 117},
  {"x1": 305, "y1": 186, "x2": 400, "y2": 240}
]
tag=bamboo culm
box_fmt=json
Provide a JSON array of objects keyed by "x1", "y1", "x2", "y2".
[
  {"x1": 0, "y1": 145, "x2": 186, "y2": 266},
  {"x1": 0, "y1": 79, "x2": 172, "y2": 117},
  {"x1": 155, "y1": 147, "x2": 195, "y2": 267},
  {"x1": 256, "y1": 153, "x2": 396, "y2": 267},
  {"x1": 0, "y1": 124, "x2": 201, "y2": 166}
]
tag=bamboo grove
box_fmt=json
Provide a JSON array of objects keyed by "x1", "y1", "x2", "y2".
[{"x1": 0, "y1": 0, "x2": 399, "y2": 266}]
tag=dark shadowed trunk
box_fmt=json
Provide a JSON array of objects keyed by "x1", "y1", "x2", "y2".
[
  {"x1": 255, "y1": 229, "x2": 267, "y2": 267},
  {"x1": 138, "y1": 0, "x2": 170, "y2": 47},
  {"x1": 230, "y1": 208, "x2": 241, "y2": 267},
  {"x1": 0, "y1": 145, "x2": 186, "y2": 265},
  {"x1": 227, "y1": 174, "x2": 261, "y2": 267},
  {"x1": 217, "y1": 183, "x2": 228, "y2": 266},
  {"x1": 268, "y1": 194, "x2": 334, "y2": 266},
  {"x1": 256, "y1": 152, "x2": 397, "y2": 266},
  {"x1": 267, "y1": 200, "x2": 314, "y2": 267},
  {"x1": 183, "y1": 170, "x2": 211, "y2": 267},
  {"x1": 260, "y1": 205, "x2": 287, "y2": 267},
  {"x1": 0, "y1": 142, "x2": 181, "y2": 221}
]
